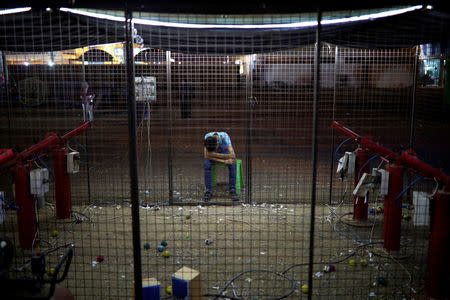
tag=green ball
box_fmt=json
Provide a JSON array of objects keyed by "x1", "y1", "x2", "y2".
[
  {"x1": 160, "y1": 240, "x2": 168, "y2": 247},
  {"x1": 143, "y1": 242, "x2": 150, "y2": 250}
]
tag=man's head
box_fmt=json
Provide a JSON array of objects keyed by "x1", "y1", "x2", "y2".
[{"x1": 205, "y1": 135, "x2": 218, "y2": 152}]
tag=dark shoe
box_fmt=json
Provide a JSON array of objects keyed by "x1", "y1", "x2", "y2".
[
  {"x1": 203, "y1": 191, "x2": 212, "y2": 202},
  {"x1": 230, "y1": 191, "x2": 239, "y2": 201}
]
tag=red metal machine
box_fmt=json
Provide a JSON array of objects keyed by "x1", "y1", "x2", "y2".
[
  {"x1": 0, "y1": 122, "x2": 91, "y2": 249},
  {"x1": 332, "y1": 121, "x2": 450, "y2": 299}
]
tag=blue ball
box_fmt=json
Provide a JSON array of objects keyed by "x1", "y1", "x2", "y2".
[{"x1": 157, "y1": 245, "x2": 165, "y2": 252}]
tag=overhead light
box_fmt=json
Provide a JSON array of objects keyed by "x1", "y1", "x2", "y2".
[
  {"x1": 60, "y1": 5, "x2": 423, "y2": 29},
  {"x1": 24, "y1": 62, "x2": 30, "y2": 66},
  {"x1": 426, "y1": 5, "x2": 433, "y2": 10},
  {"x1": 48, "y1": 61, "x2": 55, "y2": 67},
  {"x1": 0, "y1": 7, "x2": 31, "y2": 15}
]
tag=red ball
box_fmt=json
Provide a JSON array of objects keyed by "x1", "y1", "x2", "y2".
[{"x1": 97, "y1": 255, "x2": 104, "y2": 263}]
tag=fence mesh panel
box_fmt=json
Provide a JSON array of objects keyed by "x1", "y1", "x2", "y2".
[{"x1": 0, "y1": 6, "x2": 449, "y2": 300}]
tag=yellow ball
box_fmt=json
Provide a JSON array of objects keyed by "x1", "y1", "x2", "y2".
[
  {"x1": 162, "y1": 250, "x2": 170, "y2": 258},
  {"x1": 301, "y1": 284, "x2": 308, "y2": 294},
  {"x1": 49, "y1": 267, "x2": 55, "y2": 275},
  {"x1": 349, "y1": 259, "x2": 356, "y2": 266},
  {"x1": 166, "y1": 286, "x2": 172, "y2": 295},
  {"x1": 51, "y1": 230, "x2": 58, "y2": 237},
  {"x1": 360, "y1": 259, "x2": 368, "y2": 267}
]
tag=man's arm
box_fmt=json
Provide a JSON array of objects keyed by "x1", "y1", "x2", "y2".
[{"x1": 204, "y1": 147, "x2": 235, "y2": 164}]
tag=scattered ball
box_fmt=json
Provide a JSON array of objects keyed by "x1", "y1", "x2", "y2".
[
  {"x1": 157, "y1": 245, "x2": 165, "y2": 252},
  {"x1": 376, "y1": 206, "x2": 383, "y2": 213},
  {"x1": 185, "y1": 214, "x2": 191, "y2": 220},
  {"x1": 360, "y1": 259, "x2": 368, "y2": 267},
  {"x1": 49, "y1": 267, "x2": 55, "y2": 275},
  {"x1": 349, "y1": 259, "x2": 356, "y2": 266},
  {"x1": 378, "y1": 276, "x2": 387, "y2": 286},
  {"x1": 96, "y1": 255, "x2": 104, "y2": 263},
  {"x1": 301, "y1": 284, "x2": 308, "y2": 294},
  {"x1": 185, "y1": 235, "x2": 191, "y2": 239},
  {"x1": 323, "y1": 265, "x2": 336, "y2": 273},
  {"x1": 143, "y1": 242, "x2": 150, "y2": 250},
  {"x1": 205, "y1": 238, "x2": 214, "y2": 245},
  {"x1": 402, "y1": 214, "x2": 411, "y2": 221},
  {"x1": 160, "y1": 240, "x2": 168, "y2": 247},
  {"x1": 369, "y1": 207, "x2": 376, "y2": 215},
  {"x1": 51, "y1": 230, "x2": 58, "y2": 237},
  {"x1": 162, "y1": 250, "x2": 170, "y2": 258},
  {"x1": 166, "y1": 286, "x2": 172, "y2": 295},
  {"x1": 75, "y1": 218, "x2": 83, "y2": 224}
]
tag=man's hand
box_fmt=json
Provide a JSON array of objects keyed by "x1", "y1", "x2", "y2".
[{"x1": 224, "y1": 158, "x2": 236, "y2": 165}]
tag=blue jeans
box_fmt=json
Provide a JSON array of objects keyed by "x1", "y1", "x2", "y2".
[{"x1": 204, "y1": 159, "x2": 236, "y2": 193}]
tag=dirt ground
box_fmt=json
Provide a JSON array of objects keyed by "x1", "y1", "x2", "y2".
[{"x1": 4, "y1": 202, "x2": 428, "y2": 300}]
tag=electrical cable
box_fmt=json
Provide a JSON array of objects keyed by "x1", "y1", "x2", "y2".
[
  {"x1": 394, "y1": 176, "x2": 424, "y2": 207},
  {"x1": 68, "y1": 139, "x2": 88, "y2": 164},
  {"x1": 334, "y1": 137, "x2": 353, "y2": 162},
  {"x1": 0, "y1": 193, "x2": 19, "y2": 210},
  {"x1": 32, "y1": 154, "x2": 55, "y2": 182},
  {"x1": 357, "y1": 154, "x2": 380, "y2": 180}
]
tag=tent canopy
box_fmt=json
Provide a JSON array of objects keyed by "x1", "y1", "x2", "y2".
[{"x1": 0, "y1": 5, "x2": 448, "y2": 54}]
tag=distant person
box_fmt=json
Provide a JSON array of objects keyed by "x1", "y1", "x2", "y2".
[
  {"x1": 80, "y1": 82, "x2": 95, "y2": 122},
  {"x1": 203, "y1": 132, "x2": 239, "y2": 202},
  {"x1": 179, "y1": 79, "x2": 194, "y2": 119}
]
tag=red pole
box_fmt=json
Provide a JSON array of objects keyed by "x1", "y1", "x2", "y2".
[
  {"x1": 383, "y1": 164, "x2": 404, "y2": 251},
  {"x1": 14, "y1": 162, "x2": 36, "y2": 249},
  {"x1": 354, "y1": 148, "x2": 370, "y2": 221},
  {"x1": 426, "y1": 192, "x2": 450, "y2": 299},
  {"x1": 53, "y1": 147, "x2": 72, "y2": 219}
]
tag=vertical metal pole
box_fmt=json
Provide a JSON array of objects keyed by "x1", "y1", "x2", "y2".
[
  {"x1": 245, "y1": 54, "x2": 254, "y2": 204},
  {"x1": 81, "y1": 51, "x2": 92, "y2": 204},
  {"x1": 125, "y1": 8, "x2": 142, "y2": 300},
  {"x1": 426, "y1": 192, "x2": 450, "y2": 299},
  {"x1": 383, "y1": 163, "x2": 404, "y2": 251},
  {"x1": 409, "y1": 46, "x2": 419, "y2": 150},
  {"x1": 308, "y1": 10, "x2": 321, "y2": 300},
  {"x1": 166, "y1": 51, "x2": 173, "y2": 204},
  {"x1": 407, "y1": 46, "x2": 419, "y2": 204},
  {"x1": 328, "y1": 46, "x2": 338, "y2": 204},
  {"x1": 1, "y1": 52, "x2": 12, "y2": 148}
]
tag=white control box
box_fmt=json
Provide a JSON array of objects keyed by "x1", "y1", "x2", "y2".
[
  {"x1": 67, "y1": 151, "x2": 80, "y2": 174},
  {"x1": 337, "y1": 152, "x2": 356, "y2": 177},
  {"x1": 29, "y1": 168, "x2": 49, "y2": 196},
  {"x1": 413, "y1": 191, "x2": 430, "y2": 226},
  {"x1": 135, "y1": 76, "x2": 156, "y2": 102},
  {"x1": 372, "y1": 168, "x2": 390, "y2": 196}
]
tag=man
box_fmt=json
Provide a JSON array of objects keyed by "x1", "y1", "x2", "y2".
[{"x1": 203, "y1": 132, "x2": 239, "y2": 202}]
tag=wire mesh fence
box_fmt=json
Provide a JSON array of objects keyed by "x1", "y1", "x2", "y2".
[{"x1": 0, "y1": 5, "x2": 449, "y2": 300}]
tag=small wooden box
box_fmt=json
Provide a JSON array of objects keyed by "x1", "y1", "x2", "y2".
[{"x1": 172, "y1": 266, "x2": 202, "y2": 299}]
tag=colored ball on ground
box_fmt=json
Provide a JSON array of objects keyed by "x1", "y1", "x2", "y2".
[
  {"x1": 185, "y1": 214, "x2": 191, "y2": 220},
  {"x1": 301, "y1": 284, "x2": 308, "y2": 294},
  {"x1": 157, "y1": 245, "x2": 165, "y2": 252},
  {"x1": 51, "y1": 230, "x2": 58, "y2": 237},
  {"x1": 143, "y1": 242, "x2": 150, "y2": 250},
  {"x1": 49, "y1": 267, "x2": 55, "y2": 275},
  {"x1": 96, "y1": 255, "x2": 104, "y2": 263},
  {"x1": 162, "y1": 250, "x2": 170, "y2": 257},
  {"x1": 166, "y1": 286, "x2": 172, "y2": 295},
  {"x1": 378, "y1": 277, "x2": 387, "y2": 286},
  {"x1": 160, "y1": 240, "x2": 168, "y2": 247},
  {"x1": 360, "y1": 259, "x2": 368, "y2": 267},
  {"x1": 349, "y1": 259, "x2": 356, "y2": 266},
  {"x1": 376, "y1": 206, "x2": 383, "y2": 213}
]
